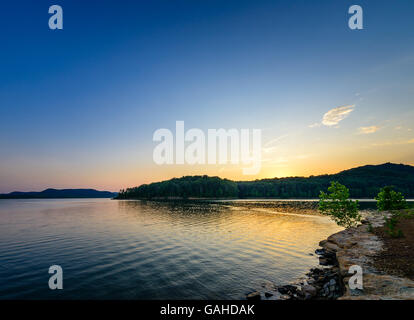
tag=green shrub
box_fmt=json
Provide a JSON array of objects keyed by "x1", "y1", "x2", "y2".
[
  {"x1": 319, "y1": 181, "x2": 361, "y2": 228},
  {"x1": 384, "y1": 215, "x2": 404, "y2": 238},
  {"x1": 375, "y1": 186, "x2": 407, "y2": 211}
]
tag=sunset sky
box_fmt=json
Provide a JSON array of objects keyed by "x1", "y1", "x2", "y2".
[{"x1": 1, "y1": 0, "x2": 414, "y2": 193}]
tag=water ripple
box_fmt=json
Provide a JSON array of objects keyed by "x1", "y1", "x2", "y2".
[{"x1": 0, "y1": 199, "x2": 342, "y2": 299}]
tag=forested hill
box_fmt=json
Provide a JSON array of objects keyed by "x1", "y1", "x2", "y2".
[
  {"x1": 0, "y1": 189, "x2": 117, "y2": 199},
  {"x1": 116, "y1": 163, "x2": 414, "y2": 199}
]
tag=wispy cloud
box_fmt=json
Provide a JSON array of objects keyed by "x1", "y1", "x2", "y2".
[
  {"x1": 308, "y1": 122, "x2": 321, "y2": 128},
  {"x1": 263, "y1": 134, "x2": 288, "y2": 153},
  {"x1": 369, "y1": 138, "x2": 414, "y2": 147},
  {"x1": 322, "y1": 105, "x2": 355, "y2": 126},
  {"x1": 264, "y1": 134, "x2": 288, "y2": 147},
  {"x1": 263, "y1": 146, "x2": 278, "y2": 154},
  {"x1": 309, "y1": 105, "x2": 355, "y2": 128},
  {"x1": 358, "y1": 126, "x2": 380, "y2": 134}
]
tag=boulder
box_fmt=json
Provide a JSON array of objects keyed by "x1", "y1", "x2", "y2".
[
  {"x1": 319, "y1": 240, "x2": 327, "y2": 247},
  {"x1": 323, "y1": 241, "x2": 340, "y2": 252},
  {"x1": 302, "y1": 285, "x2": 317, "y2": 297},
  {"x1": 246, "y1": 291, "x2": 261, "y2": 300},
  {"x1": 315, "y1": 248, "x2": 325, "y2": 255},
  {"x1": 277, "y1": 287, "x2": 288, "y2": 294}
]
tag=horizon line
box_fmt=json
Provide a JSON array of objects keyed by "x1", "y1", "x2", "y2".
[{"x1": 1, "y1": 161, "x2": 411, "y2": 194}]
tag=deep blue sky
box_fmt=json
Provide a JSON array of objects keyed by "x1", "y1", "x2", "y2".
[{"x1": 1, "y1": 0, "x2": 413, "y2": 192}]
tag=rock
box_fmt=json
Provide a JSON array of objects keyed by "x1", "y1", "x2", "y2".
[
  {"x1": 246, "y1": 291, "x2": 261, "y2": 300},
  {"x1": 315, "y1": 248, "x2": 325, "y2": 255},
  {"x1": 277, "y1": 284, "x2": 298, "y2": 296},
  {"x1": 302, "y1": 285, "x2": 317, "y2": 297},
  {"x1": 304, "y1": 293, "x2": 313, "y2": 300},
  {"x1": 264, "y1": 292, "x2": 273, "y2": 298},
  {"x1": 284, "y1": 285, "x2": 298, "y2": 293},
  {"x1": 323, "y1": 283, "x2": 330, "y2": 296},
  {"x1": 324, "y1": 241, "x2": 340, "y2": 252},
  {"x1": 323, "y1": 212, "x2": 414, "y2": 300},
  {"x1": 342, "y1": 273, "x2": 414, "y2": 299},
  {"x1": 313, "y1": 284, "x2": 322, "y2": 291},
  {"x1": 277, "y1": 287, "x2": 289, "y2": 294},
  {"x1": 276, "y1": 212, "x2": 414, "y2": 301}
]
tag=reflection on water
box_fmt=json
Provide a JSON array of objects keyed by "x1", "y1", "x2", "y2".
[{"x1": 0, "y1": 199, "x2": 342, "y2": 299}]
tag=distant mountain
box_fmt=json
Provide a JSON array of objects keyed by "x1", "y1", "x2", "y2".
[
  {"x1": 0, "y1": 188, "x2": 117, "y2": 199},
  {"x1": 116, "y1": 163, "x2": 414, "y2": 199}
]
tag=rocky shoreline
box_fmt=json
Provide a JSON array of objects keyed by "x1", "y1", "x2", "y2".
[
  {"x1": 246, "y1": 212, "x2": 414, "y2": 300},
  {"x1": 246, "y1": 245, "x2": 343, "y2": 300}
]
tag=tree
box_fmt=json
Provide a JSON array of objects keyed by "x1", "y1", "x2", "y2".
[
  {"x1": 375, "y1": 186, "x2": 407, "y2": 211},
  {"x1": 319, "y1": 181, "x2": 361, "y2": 228}
]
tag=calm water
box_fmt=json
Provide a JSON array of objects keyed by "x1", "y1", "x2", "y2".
[{"x1": 0, "y1": 199, "x2": 342, "y2": 299}]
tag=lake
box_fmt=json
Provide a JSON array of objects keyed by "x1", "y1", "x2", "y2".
[{"x1": 0, "y1": 199, "x2": 343, "y2": 299}]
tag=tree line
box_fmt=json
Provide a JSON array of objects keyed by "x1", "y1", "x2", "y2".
[{"x1": 116, "y1": 163, "x2": 414, "y2": 199}]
